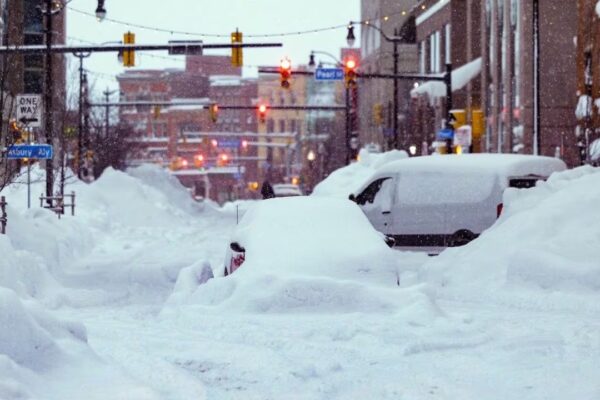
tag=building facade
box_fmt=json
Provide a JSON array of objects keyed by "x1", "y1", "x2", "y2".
[
  {"x1": 117, "y1": 55, "x2": 260, "y2": 203},
  {"x1": 359, "y1": 0, "x2": 420, "y2": 151}
]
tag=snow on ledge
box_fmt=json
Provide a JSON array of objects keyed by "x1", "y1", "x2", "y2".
[{"x1": 411, "y1": 58, "x2": 482, "y2": 101}]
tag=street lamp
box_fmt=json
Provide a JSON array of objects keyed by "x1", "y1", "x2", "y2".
[
  {"x1": 346, "y1": 25, "x2": 356, "y2": 47},
  {"x1": 95, "y1": 0, "x2": 107, "y2": 22},
  {"x1": 307, "y1": 150, "x2": 316, "y2": 161},
  {"x1": 347, "y1": 21, "x2": 402, "y2": 150}
]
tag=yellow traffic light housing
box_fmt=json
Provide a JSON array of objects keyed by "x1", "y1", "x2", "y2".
[
  {"x1": 231, "y1": 29, "x2": 243, "y2": 67},
  {"x1": 123, "y1": 31, "x2": 135, "y2": 68}
]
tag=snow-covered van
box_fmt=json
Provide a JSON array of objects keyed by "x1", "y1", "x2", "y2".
[{"x1": 349, "y1": 154, "x2": 566, "y2": 248}]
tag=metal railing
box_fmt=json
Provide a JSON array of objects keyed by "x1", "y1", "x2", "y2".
[{"x1": 40, "y1": 191, "x2": 76, "y2": 218}]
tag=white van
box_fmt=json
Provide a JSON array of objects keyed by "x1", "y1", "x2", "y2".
[{"x1": 349, "y1": 154, "x2": 566, "y2": 248}]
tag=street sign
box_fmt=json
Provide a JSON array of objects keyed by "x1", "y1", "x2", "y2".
[
  {"x1": 453, "y1": 125, "x2": 472, "y2": 147},
  {"x1": 218, "y1": 139, "x2": 240, "y2": 149},
  {"x1": 168, "y1": 40, "x2": 203, "y2": 55},
  {"x1": 315, "y1": 68, "x2": 344, "y2": 81},
  {"x1": 6, "y1": 144, "x2": 53, "y2": 159},
  {"x1": 437, "y1": 128, "x2": 454, "y2": 140},
  {"x1": 16, "y1": 94, "x2": 42, "y2": 127}
]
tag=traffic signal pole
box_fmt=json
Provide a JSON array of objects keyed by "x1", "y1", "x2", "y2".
[{"x1": 44, "y1": 0, "x2": 54, "y2": 204}]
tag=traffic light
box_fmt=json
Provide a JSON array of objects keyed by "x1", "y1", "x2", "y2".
[
  {"x1": 123, "y1": 31, "x2": 135, "y2": 68},
  {"x1": 231, "y1": 29, "x2": 243, "y2": 67},
  {"x1": 280, "y1": 57, "x2": 292, "y2": 89},
  {"x1": 217, "y1": 153, "x2": 230, "y2": 166},
  {"x1": 194, "y1": 154, "x2": 205, "y2": 168},
  {"x1": 449, "y1": 109, "x2": 466, "y2": 129},
  {"x1": 209, "y1": 103, "x2": 219, "y2": 123},
  {"x1": 258, "y1": 104, "x2": 268, "y2": 124},
  {"x1": 9, "y1": 120, "x2": 21, "y2": 142},
  {"x1": 344, "y1": 58, "x2": 358, "y2": 88}
]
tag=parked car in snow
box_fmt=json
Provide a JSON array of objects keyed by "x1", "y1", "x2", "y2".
[
  {"x1": 272, "y1": 184, "x2": 303, "y2": 197},
  {"x1": 349, "y1": 154, "x2": 566, "y2": 248},
  {"x1": 223, "y1": 196, "x2": 397, "y2": 280}
]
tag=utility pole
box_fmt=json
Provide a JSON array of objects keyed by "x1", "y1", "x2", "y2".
[
  {"x1": 345, "y1": 87, "x2": 351, "y2": 165},
  {"x1": 43, "y1": 0, "x2": 54, "y2": 203},
  {"x1": 393, "y1": 28, "x2": 399, "y2": 150},
  {"x1": 533, "y1": 0, "x2": 541, "y2": 155},
  {"x1": 74, "y1": 52, "x2": 91, "y2": 179},
  {"x1": 445, "y1": 63, "x2": 453, "y2": 154}
]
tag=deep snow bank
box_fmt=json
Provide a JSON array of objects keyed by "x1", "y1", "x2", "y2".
[
  {"x1": 420, "y1": 166, "x2": 600, "y2": 295},
  {"x1": 0, "y1": 164, "x2": 224, "y2": 398},
  {"x1": 312, "y1": 149, "x2": 408, "y2": 198},
  {"x1": 166, "y1": 196, "x2": 435, "y2": 316}
]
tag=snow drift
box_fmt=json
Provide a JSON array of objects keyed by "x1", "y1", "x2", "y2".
[{"x1": 420, "y1": 166, "x2": 600, "y2": 295}]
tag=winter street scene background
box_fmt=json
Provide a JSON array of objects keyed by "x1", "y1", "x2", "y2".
[{"x1": 1, "y1": 1, "x2": 600, "y2": 399}]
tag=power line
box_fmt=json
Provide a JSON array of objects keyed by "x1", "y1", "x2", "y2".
[
  {"x1": 68, "y1": 5, "x2": 420, "y2": 41},
  {"x1": 68, "y1": 6, "x2": 347, "y2": 38}
]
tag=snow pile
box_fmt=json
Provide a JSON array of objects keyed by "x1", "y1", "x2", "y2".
[
  {"x1": 312, "y1": 149, "x2": 408, "y2": 198},
  {"x1": 596, "y1": 0, "x2": 600, "y2": 18},
  {"x1": 169, "y1": 196, "x2": 435, "y2": 316},
  {"x1": 420, "y1": 166, "x2": 600, "y2": 295},
  {"x1": 411, "y1": 57, "x2": 481, "y2": 100}
]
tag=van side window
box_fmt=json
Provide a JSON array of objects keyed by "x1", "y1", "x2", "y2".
[{"x1": 356, "y1": 178, "x2": 391, "y2": 205}]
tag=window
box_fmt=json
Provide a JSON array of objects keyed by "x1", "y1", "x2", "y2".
[
  {"x1": 355, "y1": 178, "x2": 392, "y2": 206},
  {"x1": 279, "y1": 120, "x2": 286, "y2": 133},
  {"x1": 419, "y1": 41, "x2": 426, "y2": 74}
]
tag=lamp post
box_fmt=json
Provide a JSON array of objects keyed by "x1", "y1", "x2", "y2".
[
  {"x1": 347, "y1": 21, "x2": 402, "y2": 150},
  {"x1": 73, "y1": 51, "x2": 91, "y2": 179}
]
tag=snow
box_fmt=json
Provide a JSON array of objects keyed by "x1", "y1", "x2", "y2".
[
  {"x1": 411, "y1": 57, "x2": 482, "y2": 100},
  {"x1": 1, "y1": 159, "x2": 599, "y2": 399},
  {"x1": 590, "y1": 138, "x2": 600, "y2": 162},
  {"x1": 597, "y1": 0, "x2": 600, "y2": 18},
  {"x1": 575, "y1": 94, "x2": 592, "y2": 119},
  {"x1": 311, "y1": 148, "x2": 408, "y2": 198}
]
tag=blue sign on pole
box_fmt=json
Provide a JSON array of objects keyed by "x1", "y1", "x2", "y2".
[
  {"x1": 437, "y1": 128, "x2": 454, "y2": 140},
  {"x1": 6, "y1": 144, "x2": 53, "y2": 159},
  {"x1": 217, "y1": 139, "x2": 240, "y2": 149},
  {"x1": 315, "y1": 68, "x2": 344, "y2": 81}
]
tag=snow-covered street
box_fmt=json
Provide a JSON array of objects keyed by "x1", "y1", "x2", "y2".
[{"x1": 1, "y1": 163, "x2": 600, "y2": 399}]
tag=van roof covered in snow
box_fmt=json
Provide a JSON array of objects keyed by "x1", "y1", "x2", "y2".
[{"x1": 375, "y1": 154, "x2": 566, "y2": 178}]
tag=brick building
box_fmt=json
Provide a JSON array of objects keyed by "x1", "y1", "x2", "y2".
[
  {"x1": 117, "y1": 55, "x2": 260, "y2": 203},
  {"x1": 409, "y1": 0, "x2": 579, "y2": 165},
  {"x1": 576, "y1": 0, "x2": 600, "y2": 164}
]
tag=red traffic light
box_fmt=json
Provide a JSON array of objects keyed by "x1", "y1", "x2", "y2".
[
  {"x1": 280, "y1": 57, "x2": 292, "y2": 89},
  {"x1": 258, "y1": 104, "x2": 268, "y2": 123},
  {"x1": 344, "y1": 58, "x2": 358, "y2": 88},
  {"x1": 345, "y1": 59, "x2": 357, "y2": 70}
]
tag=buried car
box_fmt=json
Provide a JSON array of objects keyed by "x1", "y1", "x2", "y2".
[{"x1": 223, "y1": 196, "x2": 400, "y2": 285}]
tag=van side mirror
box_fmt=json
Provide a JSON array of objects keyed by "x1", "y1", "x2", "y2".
[
  {"x1": 230, "y1": 242, "x2": 245, "y2": 253},
  {"x1": 348, "y1": 194, "x2": 356, "y2": 202}
]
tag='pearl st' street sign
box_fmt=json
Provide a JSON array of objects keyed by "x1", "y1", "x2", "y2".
[
  {"x1": 6, "y1": 144, "x2": 53, "y2": 160},
  {"x1": 315, "y1": 68, "x2": 344, "y2": 81}
]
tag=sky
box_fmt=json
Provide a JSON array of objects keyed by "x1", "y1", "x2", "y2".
[{"x1": 66, "y1": 0, "x2": 360, "y2": 99}]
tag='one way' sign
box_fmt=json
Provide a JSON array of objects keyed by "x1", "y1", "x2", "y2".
[{"x1": 16, "y1": 94, "x2": 42, "y2": 127}]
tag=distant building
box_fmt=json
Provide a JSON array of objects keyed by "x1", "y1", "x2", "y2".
[
  {"x1": 256, "y1": 67, "x2": 308, "y2": 185},
  {"x1": 117, "y1": 55, "x2": 259, "y2": 203}
]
